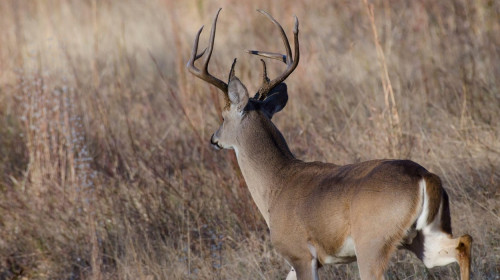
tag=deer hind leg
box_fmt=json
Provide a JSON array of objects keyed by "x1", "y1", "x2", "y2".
[
  {"x1": 286, "y1": 247, "x2": 320, "y2": 280},
  {"x1": 355, "y1": 249, "x2": 389, "y2": 280},
  {"x1": 285, "y1": 260, "x2": 318, "y2": 280},
  {"x1": 285, "y1": 267, "x2": 297, "y2": 280},
  {"x1": 352, "y1": 237, "x2": 393, "y2": 280}
]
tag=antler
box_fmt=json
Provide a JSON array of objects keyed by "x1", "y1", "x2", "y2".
[
  {"x1": 247, "y1": 10, "x2": 299, "y2": 101},
  {"x1": 187, "y1": 8, "x2": 231, "y2": 107}
]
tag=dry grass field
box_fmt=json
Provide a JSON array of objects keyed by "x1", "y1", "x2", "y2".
[{"x1": 0, "y1": 0, "x2": 499, "y2": 279}]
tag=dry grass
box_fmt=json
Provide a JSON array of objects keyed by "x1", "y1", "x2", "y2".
[{"x1": 0, "y1": 0, "x2": 499, "y2": 279}]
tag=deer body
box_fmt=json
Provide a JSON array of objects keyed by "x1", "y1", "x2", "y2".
[
  {"x1": 187, "y1": 9, "x2": 472, "y2": 280},
  {"x1": 229, "y1": 105, "x2": 466, "y2": 280}
]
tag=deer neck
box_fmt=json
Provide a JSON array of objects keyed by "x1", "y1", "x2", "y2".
[{"x1": 233, "y1": 114, "x2": 295, "y2": 226}]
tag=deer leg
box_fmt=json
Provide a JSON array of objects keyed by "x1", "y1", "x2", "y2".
[
  {"x1": 353, "y1": 239, "x2": 390, "y2": 280},
  {"x1": 355, "y1": 251, "x2": 387, "y2": 280},
  {"x1": 353, "y1": 231, "x2": 402, "y2": 280},
  {"x1": 285, "y1": 267, "x2": 297, "y2": 280},
  {"x1": 286, "y1": 259, "x2": 318, "y2": 280},
  {"x1": 311, "y1": 258, "x2": 319, "y2": 280}
]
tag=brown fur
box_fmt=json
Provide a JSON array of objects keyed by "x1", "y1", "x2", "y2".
[
  {"x1": 228, "y1": 109, "x2": 471, "y2": 280},
  {"x1": 457, "y1": 235, "x2": 473, "y2": 280},
  {"x1": 423, "y1": 173, "x2": 444, "y2": 225},
  {"x1": 208, "y1": 83, "x2": 473, "y2": 279}
]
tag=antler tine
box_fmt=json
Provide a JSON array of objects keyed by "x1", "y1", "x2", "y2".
[
  {"x1": 187, "y1": 26, "x2": 206, "y2": 70},
  {"x1": 260, "y1": 59, "x2": 270, "y2": 85},
  {"x1": 228, "y1": 58, "x2": 237, "y2": 82},
  {"x1": 246, "y1": 51, "x2": 286, "y2": 63},
  {"x1": 258, "y1": 10, "x2": 293, "y2": 63},
  {"x1": 195, "y1": 48, "x2": 206, "y2": 60},
  {"x1": 255, "y1": 59, "x2": 271, "y2": 100},
  {"x1": 203, "y1": 9, "x2": 221, "y2": 74},
  {"x1": 248, "y1": 11, "x2": 300, "y2": 100},
  {"x1": 186, "y1": 8, "x2": 229, "y2": 101}
]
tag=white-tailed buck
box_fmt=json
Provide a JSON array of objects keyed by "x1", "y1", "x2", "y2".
[{"x1": 187, "y1": 9, "x2": 472, "y2": 280}]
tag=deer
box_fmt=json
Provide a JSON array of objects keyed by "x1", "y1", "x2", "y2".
[{"x1": 186, "y1": 8, "x2": 472, "y2": 280}]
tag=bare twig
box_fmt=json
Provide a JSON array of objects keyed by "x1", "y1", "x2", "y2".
[{"x1": 363, "y1": 0, "x2": 402, "y2": 157}]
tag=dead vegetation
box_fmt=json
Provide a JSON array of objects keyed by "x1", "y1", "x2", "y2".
[{"x1": 0, "y1": 0, "x2": 498, "y2": 279}]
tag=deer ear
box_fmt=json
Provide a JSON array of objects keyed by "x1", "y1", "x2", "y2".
[
  {"x1": 261, "y1": 83, "x2": 288, "y2": 119},
  {"x1": 228, "y1": 77, "x2": 249, "y2": 112}
]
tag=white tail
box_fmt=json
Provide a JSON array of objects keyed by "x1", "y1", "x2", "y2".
[{"x1": 187, "y1": 9, "x2": 472, "y2": 280}]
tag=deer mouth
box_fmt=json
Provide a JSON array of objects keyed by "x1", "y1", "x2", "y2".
[{"x1": 210, "y1": 134, "x2": 223, "y2": 150}]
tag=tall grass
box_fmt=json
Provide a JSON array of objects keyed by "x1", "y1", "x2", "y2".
[{"x1": 0, "y1": 0, "x2": 498, "y2": 279}]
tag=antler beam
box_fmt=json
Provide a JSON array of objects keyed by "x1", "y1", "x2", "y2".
[
  {"x1": 247, "y1": 10, "x2": 300, "y2": 100},
  {"x1": 186, "y1": 8, "x2": 231, "y2": 106}
]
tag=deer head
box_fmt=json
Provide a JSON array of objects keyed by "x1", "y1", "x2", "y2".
[{"x1": 186, "y1": 8, "x2": 299, "y2": 151}]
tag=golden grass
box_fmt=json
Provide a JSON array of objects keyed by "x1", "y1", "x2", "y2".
[{"x1": 0, "y1": 0, "x2": 499, "y2": 279}]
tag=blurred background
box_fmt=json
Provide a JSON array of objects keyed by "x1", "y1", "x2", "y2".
[{"x1": 0, "y1": 0, "x2": 498, "y2": 279}]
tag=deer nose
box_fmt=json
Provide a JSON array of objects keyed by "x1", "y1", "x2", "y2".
[{"x1": 210, "y1": 134, "x2": 222, "y2": 150}]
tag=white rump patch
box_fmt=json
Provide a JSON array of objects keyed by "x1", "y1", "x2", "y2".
[
  {"x1": 422, "y1": 231, "x2": 458, "y2": 268},
  {"x1": 417, "y1": 183, "x2": 455, "y2": 268},
  {"x1": 415, "y1": 179, "x2": 428, "y2": 230}
]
